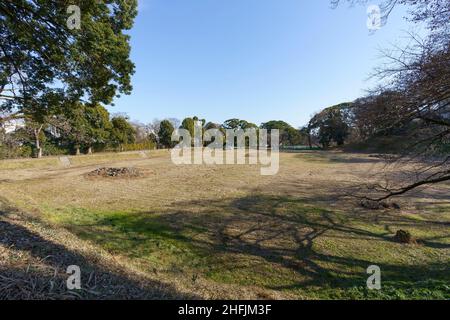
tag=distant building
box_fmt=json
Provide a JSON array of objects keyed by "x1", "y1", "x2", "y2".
[{"x1": 2, "y1": 119, "x2": 25, "y2": 134}]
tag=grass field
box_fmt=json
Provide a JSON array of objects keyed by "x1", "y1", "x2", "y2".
[{"x1": 0, "y1": 150, "x2": 449, "y2": 299}]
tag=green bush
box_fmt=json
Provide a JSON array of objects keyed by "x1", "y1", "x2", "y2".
[
  {"x1": 0, "y1": 144, "x2": 33, "y2": 159},
  {"x1": 42, "y1": 141, "x2": 70, "y2": 156}
]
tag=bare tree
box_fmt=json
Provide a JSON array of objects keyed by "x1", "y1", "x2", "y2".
[
  {"x1": 167, "y1": 118, "x2": 181, "y2": 130},
  {"x1": 331, "y1": 0, "x2": 449, "y2": 32},
  {"x1": 131, "y1": 121, "x2": 152, "y2": 143},
  {"x1": 356, "y1": 42, "x2": 449, "y2": 200},
  {"x1": 332, "y1": 0, "x2": 450, "y2": 200}
]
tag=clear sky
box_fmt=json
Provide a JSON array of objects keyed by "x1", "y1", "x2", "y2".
[{"x1": 110, "y1": 0, "x2": 421, "y2": 128}]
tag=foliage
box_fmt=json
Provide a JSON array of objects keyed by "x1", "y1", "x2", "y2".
[
  {"x1": 158, "y1": 120, "x2": 175, "y2": 148},
  {"x1": 0, "y1": 0, "x2": 137, "y2": 105},
  {"x1": 110, "y1": 116, "x2": 136, "y2": 150},
  {"x1": 181, "y1": 116, "x2": 206, "y2": 136},
  {"x1": 222, "y1": 119, "x2": 257, "y2": 130},
  {"x1": 261, "y1": 120, "x2": 304, "y2": 146},
  {"x1": 327, "y1": 0, "x2": 450, "y2": 198},
  {"x1": 308, "y1": 103, "x2": 352, "y2": 148},
  {"x1": 0, "y1": 144, "x2": 33, "y2": 159},
  {"x1": 0, "y1": 0, "x2": 138, "y2": 157},
  {"x1": 84, "y1": 104, "x2": 113, "y2": 151}
]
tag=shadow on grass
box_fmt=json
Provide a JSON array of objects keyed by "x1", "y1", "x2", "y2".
[
  {"x1": 0, "y1": 199, "x2": 197, "y2": 300},
  {"x1": 295, "y1": 152, "x2": 382, "y2": 164},
  {"x1": 58, "y1": 193, "x2": 450, "y2": 299}
]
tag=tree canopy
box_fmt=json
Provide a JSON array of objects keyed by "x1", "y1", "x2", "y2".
[
  {"x1": 0, "y1": 1, "x2": 137, "y2": 130},
  {"x1": 222, "y1": 119, "x2": 257, "y2": 130},
  {"x1": 307, "y1": 103, "x2": 352, "y2": 148},
  {"x1": 261, "y1": 121, "x2": 304, "y2": 146},
  {"x1": 158, "y1": 120, "x2": 175, "y2": 149},
  {"x1": 110, "y1": 115, "x2": 136, "y2": 151}
]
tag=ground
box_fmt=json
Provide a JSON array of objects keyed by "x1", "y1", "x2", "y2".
[{"x1": 0, "y1": 150, "x2": 449, "y2": 299}]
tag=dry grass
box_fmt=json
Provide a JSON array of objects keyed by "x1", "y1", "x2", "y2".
[{"x1": 0, "y1": 150, "x2": 449, "y2": 299}]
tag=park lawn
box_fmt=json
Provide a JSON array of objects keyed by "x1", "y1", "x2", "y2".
[{"x1": 0, "y1": 151, "x2": 449, "y2": 299}]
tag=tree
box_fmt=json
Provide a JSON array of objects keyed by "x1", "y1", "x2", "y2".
[
  {"x1": 85, "y1": 104, "x2": 112, "y2": 154},
  {"x1": 167, "y1": 118, "x2": 181, "y2": 130},
  {"x1": 332, "y1": 0, "x2": 450, "y2": 199},
  {"x1": 147, "y1": 119, "x2": 162, "y2": 143},
  {"x1": 181, "y1": 117, "x2": 195, "y2": 138},
  {"x1": 204, "y1": 122, "x2": 221, "y2": 130},
  {"x1": 0, "y1": 1, "x2": 138, "y2": 146},
  {"x1": 261, "y1": 121, "x2": 304, "y2": 146},
  {"x1": 308, "y1": 103, "x2": 352, "y2": 148},
  {"x1": 110, "y1": 116, "x2": 136, "y2": 151},
  {"x1": 158, "y1": 120, "x2": 175, "y2": 149},
  {"x1": 331, "y1": 0, "x2": 449, "y2": 34},
  {"x1": 64, "y1": 103, "x2": 89, "y2": 155},
  {"x1": 180, "y1": 116, "x2": 206, "y2": 146},
  {"x1": 21, "y1": 91, "x2": 66, "y2": 158},
  {"x1": 181, "y1": 116, "x2": 206, "y2": 136},
  {"x1": 24, "y1": 120, "x2": 46, "y2": 158},
  {"x1": 131, "y1": 121, "x2": 151, "y2": 144},
  {"x1": 222, "y1": 119, "x2": 257, "y2": 130},
  {"x1": 0, "y1": 125, "x2": 33, "y2": 159}
]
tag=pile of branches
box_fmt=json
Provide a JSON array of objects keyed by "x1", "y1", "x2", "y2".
[{"x1": 87, "y1": 167, "x2": 142, "y2": 178}]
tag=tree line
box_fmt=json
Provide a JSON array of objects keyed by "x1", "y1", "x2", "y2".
[{"x1": 0, "y1": 110, "x2": 312, "y2": 158}]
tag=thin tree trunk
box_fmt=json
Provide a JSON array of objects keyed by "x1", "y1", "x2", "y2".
[
  {"x1": 87, "y1": 146, "x2": 93, "y2": 154},
  {"x1": 307, "y1": 130, "x2": 312, "y2": 149},
  {"x1": 34, "y1": 125, "x2": 43, "y2": 158},
  {"x1": 75, "y1": 146, "x2": 80, "y2": 155}
]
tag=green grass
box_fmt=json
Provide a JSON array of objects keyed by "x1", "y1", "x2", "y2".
[
  {"x1": 39, "y1": 197, "x2": 450, "y2": 299},
  {"x1": 430, "y1": 205, "x2": 450, "y2": 214},
  {"x1": 2, "y1": 151, "x2": 449, "y2": 299},
  {"x1": 44, "y1": 207, "x2": 208, "y2": 272}
]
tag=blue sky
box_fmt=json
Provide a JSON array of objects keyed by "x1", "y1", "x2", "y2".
[{"x1": 111, "y1": 0, "x2": 421, "y2": 128}]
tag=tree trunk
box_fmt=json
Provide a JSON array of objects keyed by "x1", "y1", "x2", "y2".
[
  {"x1": 36, "y1": 146, "x2": 42, "y2": 158},
  {"x1": 34, "y1": 125, "x2": 43, "y2": 158},
  {"x1": 87, "y1": 146, "x2": 93, "y2": 154},
  {"x1": 75, "y1": 146, "x2": 81, "y2": 155},
  {"x1": 307, "y1": 130, "x2": 312, "y2": 149}
]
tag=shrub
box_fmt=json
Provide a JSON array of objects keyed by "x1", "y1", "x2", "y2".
[{"x1": 0, "y1": 144, "x2": 33, "y2": 159}]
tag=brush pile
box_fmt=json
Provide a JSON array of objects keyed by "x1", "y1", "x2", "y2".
[{"x1": 87, "y1": 167, "x2": 142, "y2": 178}]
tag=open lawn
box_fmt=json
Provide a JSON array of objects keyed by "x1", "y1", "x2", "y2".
[{"x1": 0, "y1": 150, "x2": 449, "y2": 299}]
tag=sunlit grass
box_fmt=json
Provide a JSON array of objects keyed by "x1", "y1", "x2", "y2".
[
  {"x1": 0, "y1": 158, "x2": 59, "y2": 170},
  {"x1": 1, "y1": 151, "x2": 449, "y2": 299}
]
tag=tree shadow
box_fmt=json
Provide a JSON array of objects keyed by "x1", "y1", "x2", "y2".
[
  {"x1": 0, "y1": 203, "x2": 197, "y2": 300},
  {"x1": 294, "y1": 152, "x2": 382, "y2": 164},
  {"x1": 7, "y1": 191, "x2": 447, "y2": 298},
  {"x1": 137, "y1": 194, "x2": 449, "y2": 294}
]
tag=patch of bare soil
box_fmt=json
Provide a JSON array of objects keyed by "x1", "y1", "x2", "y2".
[{"x1": 86, "y1": 167, "x2": 144, "y2": 179}]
